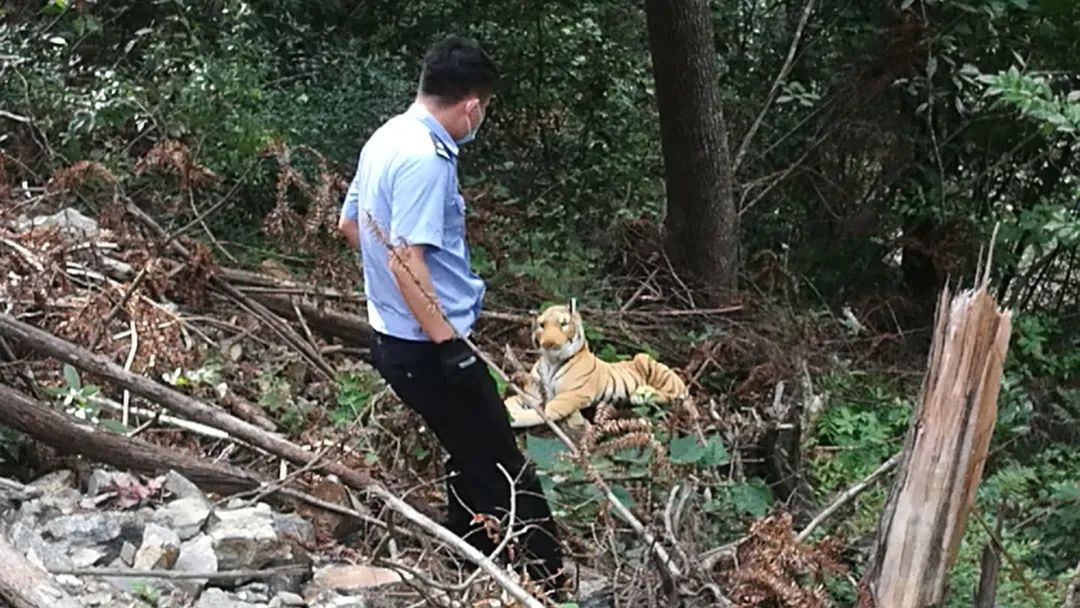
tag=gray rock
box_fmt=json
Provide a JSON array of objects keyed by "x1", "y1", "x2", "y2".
[
  {"x1": 18, "y1": 208, "x2": 100, "y2": 239},
  {"x1": 120, "y1": 541, "x2": 137, "y2": 565},
  {"x1": 44, "y1": 512, "x2": 123, "y2": 545},
  {"x1": 28, "y1": 469, "x2": 74, "y2": 494},
  {"x1": 274, "y1": 591, "x2": 306, "y2": 606},
  {"x1": 70, "y1": 545, "x2": 108, "y2": 568},
  {"x1": 575, "y1": 566, "x2": 614, "y2": 608},
  {"x1": 133, "y1": 523, "x2": 181, "y2": 570},
  {"x1": 154, "y1": 496, "x2": 212, "y2": 540},
  {"x1": 194, "y1": 588, "x2": 267, "y2": 608},
  {"x1": 164, "y1": 470, "x2": 205, "y2": 500},
  {"x1": 208, "y1": 504, "x2": 289, "y2": 570},
  {"x1": 271, "y1": 512, "x2": 316, "y2": 546},
  {"x1": 173, "y1": 534, "x2": 217, "y2": 596},
  {"x1": 86, "y1": 469, "x2": 118, "y2": 496},
  {"x1": 310, "y1": 565, "x2": 401, "y2": 593}
]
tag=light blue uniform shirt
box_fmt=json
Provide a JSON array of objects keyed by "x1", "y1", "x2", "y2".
[{"x1": 341, "y1": 102, "x2": 486, "y2": 342}]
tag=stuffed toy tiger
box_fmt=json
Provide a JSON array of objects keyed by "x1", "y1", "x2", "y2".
[{"x1": 503, "y1": 301, "x2": 688, "y2": 428}]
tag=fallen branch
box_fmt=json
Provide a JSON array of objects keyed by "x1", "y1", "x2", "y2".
[
  {"x1": 249, "y1": 293, "x2": 372, "y2": 348},
  {"x1": 0, "y1": 382, "x2": 263, "y2": 493},
  {"x1": 0, "y1": 532, "x2": 82, "y2": 608},
  {"x1": 0, "y1": 381, "x2": 404, "y2": 542},
  {"x1": 0, "y1": 312, "x2": 371, "y2": 489},
  {"x1": 49, "y1": 564, "x2": 308, "y2": 581},
  {"x1": 795, "y1": 452, "x2": 900, "y2": 543}
]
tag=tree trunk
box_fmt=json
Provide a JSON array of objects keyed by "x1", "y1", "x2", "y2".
[
  {"x1": 644, "y1": 0, "x2": 738, "y2": 294},
  {"x1": 0, "y1": 383, "x2": 264, "y2": 494},
  {"x1": 860, "y1": 283, "x2": 1012, "y2": 608},
  {"x1": 0, "y1": 532, "x2": 82, "y2": 608}
]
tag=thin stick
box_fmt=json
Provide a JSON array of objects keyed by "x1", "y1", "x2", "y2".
[
  {"x1": 121, "y1": 319, "x2": 138, "y2": 427},
  {"x1": 49, "y1": 564, "x2": 308, "y2": 581},
  {"x1": 733, "y1": 0, "x2": 816, "y2": 172},
  {"x1": 90, "y1": 396, "x2": 230, "y2": 440},
  {"x1": 796, "y1": 452, "x2": 900, "y2": 542},
  {"x1": 88, "y1": 260, "x2": 154, "y2": 351}
]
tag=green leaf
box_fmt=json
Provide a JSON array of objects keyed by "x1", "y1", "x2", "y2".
[
  {"x1": 609, "y1": 484, "x2": 635, "y2": 509},
  {"x1": 728, "y1": 480, "x2": 774, "y2": 516},
  {"x1": 702, "y1": 435, "x2": 730, "y2": 467},
  {"x1": 526, "y1": 435, "x2": 569, "y2": 470},
  {"x1": 63, "y1": 364, "x2": 81, "y2": 390},
  {"x1": 668, "y1": 434, "x2": 705, "y2": 465}
]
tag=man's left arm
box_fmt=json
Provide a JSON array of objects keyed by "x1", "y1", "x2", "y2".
[{"x1": 338, "y1": 175, "x2": 361, "y2": 250}]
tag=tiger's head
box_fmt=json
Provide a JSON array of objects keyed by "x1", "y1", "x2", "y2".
[{"x1": 532, "y1": 301, "x2": 587, "y2": 363}]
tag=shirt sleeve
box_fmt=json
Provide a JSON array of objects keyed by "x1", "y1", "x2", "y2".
[
  {"x1": 389, "y1": 152, "x2": 449, "y2": 249},
  {"x1": 340, "y1": 172, "x2": 360, "y2": 222}
]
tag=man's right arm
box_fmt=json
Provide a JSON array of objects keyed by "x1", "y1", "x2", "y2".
[
  {"x1": 387, "y1": 152, "x2": 457, "y2": 344},
  {"x1": 388, "y1": 244, "x2": 455, "y2": 343}
]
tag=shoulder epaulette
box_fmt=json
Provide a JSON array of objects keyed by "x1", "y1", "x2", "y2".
[{"x1": 430, "y1": 133, "x2": 452, "y2": 160}]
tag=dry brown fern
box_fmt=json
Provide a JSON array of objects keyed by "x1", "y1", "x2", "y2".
[
  {"x1": 134, "y1": 139, "x2": 219, "y2": 192},
  {"x1": 260, "y1": 140, "x2": 351, "y2": 287},
  {"x1": 726, "y1": 512, "x2": 846, "y2": 608}
]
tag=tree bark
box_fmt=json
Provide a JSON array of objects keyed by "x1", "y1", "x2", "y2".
[
  {"x1": 251, "y1": 294, "x2": 371, "y2": 348},
  {"x1": 860, "y1": 283, "x2": 1012, "y2": 608},
  {"x1": 0, "y1": 313, "x2": 373, "y2": 491},
  {"x1": 0, "y1": 383, "x2": 264, "y2": 493},
  {"x1": 644, "y1": 0, "x2": 738, "y2": 294},
  {"x1": 0, "y1": 531, "x2": 82, "y2": 608}
]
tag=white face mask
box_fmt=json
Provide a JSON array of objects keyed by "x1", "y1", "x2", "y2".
[{"x1": 456, "y1": 101, "x2": 485, "y2": 145}]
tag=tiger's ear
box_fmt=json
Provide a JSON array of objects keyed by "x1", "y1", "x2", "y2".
[{"x1": 569, "y1": 298, "x2": 577, "y2": 316}]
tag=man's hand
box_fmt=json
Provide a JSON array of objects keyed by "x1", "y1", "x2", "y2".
[
  {"x1": 337, "y1": 214, "x2": 360, "y2": 250},
  {"x1": 437, "y1": 338, "x2": 482, "y2": 386},
  {"x1": 389, "y1": 244, "x2": 456, "y2": 343}
]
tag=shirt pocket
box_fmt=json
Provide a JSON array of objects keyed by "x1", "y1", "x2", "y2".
[{"x1": 443, "y1": 183, "x2": 466, "y2": 247}]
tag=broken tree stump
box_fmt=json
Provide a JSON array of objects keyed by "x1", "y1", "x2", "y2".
[{"x1": 861, "y1": 281, "x2": 1012, "y2": 607}]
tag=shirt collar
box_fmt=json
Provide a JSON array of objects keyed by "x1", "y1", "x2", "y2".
[{"x1": 406, "y1": 102, "x2": 459, "y2": 157}]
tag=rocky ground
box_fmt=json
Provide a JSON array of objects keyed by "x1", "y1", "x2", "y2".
[{"x1": 0, "y1": 468, "x2": 412, "y2": 608}]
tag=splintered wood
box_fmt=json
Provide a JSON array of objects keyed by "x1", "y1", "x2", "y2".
[{"x1": 862, "y1": 283, "x2": 1012, "y2": 608}]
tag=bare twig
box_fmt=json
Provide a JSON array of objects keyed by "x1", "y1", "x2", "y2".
[
  {"x1": 0, "y1": 109, "x2": 32, "y2": 124},
  {"x1": 87, "y1": 258, "x2": 154, "y2": 351},
  {"x1": 49, "y1": 564, "x2": 309, "y2": 581},
  {"x1": 121, "y1": 319, "x2": 138, "y2": 427},
  {"x1": 796, "y1": 452, "x2": 900, "y2": 542},
  {"x1": 733, "y1": 0, "x2": 816, "y2": 172}
]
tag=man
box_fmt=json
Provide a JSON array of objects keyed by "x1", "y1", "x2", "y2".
[{"x1": 337, "y1": 37, "x2": 567, "y2": 593}]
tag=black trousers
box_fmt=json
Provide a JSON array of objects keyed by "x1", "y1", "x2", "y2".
[{"x1": 370, "y1": 331, "x2": 566, "y2": 589}]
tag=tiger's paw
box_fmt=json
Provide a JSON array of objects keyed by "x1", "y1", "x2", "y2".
[{"x1": 629, "y1": 385, "x2": 660, "y2": 406}]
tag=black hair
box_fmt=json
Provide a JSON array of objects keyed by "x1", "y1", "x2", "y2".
[{"x1": 418, "y1": 36, "x2": 499, "y2": 104}]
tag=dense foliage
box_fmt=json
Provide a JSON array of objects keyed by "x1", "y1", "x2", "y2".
[{"x1": 2, "y1": 0, "x2": 1077, "y2": 605}]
